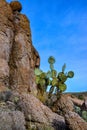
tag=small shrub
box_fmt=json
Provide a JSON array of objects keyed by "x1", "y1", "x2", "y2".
[
  {"x1": 78, "y1": 94, "x2": 84, "y2": 100},
  {"x1": 74, "y1": 105, "x2": 87, "y2": 122},
  {"x1": 82, "y1": 111, "x2": 87, "y2": 122},
  {"x1": 74, "y1": 106, "x2": 81, "y2": 116}
]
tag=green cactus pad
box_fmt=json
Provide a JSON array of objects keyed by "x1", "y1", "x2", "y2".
[
  {"x1": 46, "y1": 78, "x2": 52, "y2": 86},
  {"x1": 52, "y1": 78, "x2": 58, "y2": 86},
  {"x1": 62, "y1": 63, "x2": 66, "y2": 73},
  {"x1": 40, "y1": 72, "x2": 46, "y2": 79},
  {"x1": 58, "y1": 72, "x2": 63, "y2": 79},
  {"x1": 67, "y1": 71, "x2": 74, "y2": 78},
  {"x1": 50, "y1": 64, "x2": 54, "y2": 70},
  {"x1": 48, "y1": 56, "x2": 55, "y2": 64},
  {"x1": 35, "y1": 76, "x2": 40, "y2": 84},
  {"x1": 59, "y1": 83, "x2": 67, "y2": 92},
  {"x1": 58, "y1": 72, "x2": 67, "y2": 82},
  {"x1": 35, "y1": 68, "x2": 42, "y2": 75},
  {"x1": 46, "y1": 71, "x2": 52, "y2": 78},
  {"x1": 39, "y1": 79, "x2": 46, "y2": 87},
  {"x1": 52, "y1": 70, "x2": 57, "y2": 78}
]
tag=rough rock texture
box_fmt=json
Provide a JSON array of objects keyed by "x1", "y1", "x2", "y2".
[
  {"x1": 0, "y1": 110, "x2": 26, "y2": 130},
  {"x1": 9, "y1": 11, "x2": 40, "y2": 94},
  {"x1": 52, "y1": 95, "x2": 74, "y2": 115},
  {"x1": 10, "y1": 1, "x2": 22, "y2": 12},
  {"x1": 0, "y1": 0, "x2": 40, "y2": 94},
  {"x1": 0, "y1": 1, "x2": 87, "y2": 130},
  {"x1": 18, "y1": 93, "x2": 67, "y2": 130},
  {"x1": 52, "y1": 95, "x2": 87, "y2": 130},
  {"x1": 65, "y1": 111, "x2": 87, "y2": 130},
  {"x1": 0, "y1": 0, "x2": 14, "y2": 90}
]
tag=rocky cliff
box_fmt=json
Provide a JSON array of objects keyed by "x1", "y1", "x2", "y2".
[
  {"x1": 0, "y1": 0, "x2": 40, "y2": 94},
  {"x1": 0, "y1": 1, "x2": 87, "y2": 130}
]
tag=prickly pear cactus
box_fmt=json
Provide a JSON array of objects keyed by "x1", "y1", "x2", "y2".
[
  {"x1": 67, "y1": 71, "x2": 74, "y2": 78},
  {"x1": 48, "y1": 56, "x2": 55, "y2": 64},
  {"x1": 35, "y1": 56, "x2": 74, "y2": 100}
]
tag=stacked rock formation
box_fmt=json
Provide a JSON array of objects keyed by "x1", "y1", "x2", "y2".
[
  {"x1": 0, "y1": 0, "x2": 40, "y2": 95},
  {"x1": 0, "y1": 1, "x2": 87, "y2": 130}
]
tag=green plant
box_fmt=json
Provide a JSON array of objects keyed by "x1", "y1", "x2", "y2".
[
  {"x1": 78, "y1": 94, "x2": 84, "y2": 100},
  {"x1": 82, "y1": 111, "x2": 87, "y2": 122},
  {"x1": 74, "y1": 105, "x2": 87, "y2": 122},
  {"x1": 74, "y1": 106, "x2": 81, "y2": 115},
  {"x1": 35, "y1": 56, "x2": 74, "y2": 99}
]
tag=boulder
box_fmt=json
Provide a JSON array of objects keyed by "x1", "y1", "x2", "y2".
[
  {"x1": 52, "y1": 95, "x2": 74, "y2": 115},
  {"x1": 10, "y1": 1, "x2": 22, "y2": 12},
  {"x1": 18, "y1": 93, "x2": 67, "y2": 130},
  {"x1": 65, "y1": 111, "x2": 87, "y2": 130}
]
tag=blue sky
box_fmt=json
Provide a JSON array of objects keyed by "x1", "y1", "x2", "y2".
[{"x1": 7, "y1": 0, "x2": 87, "y2": 92}]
